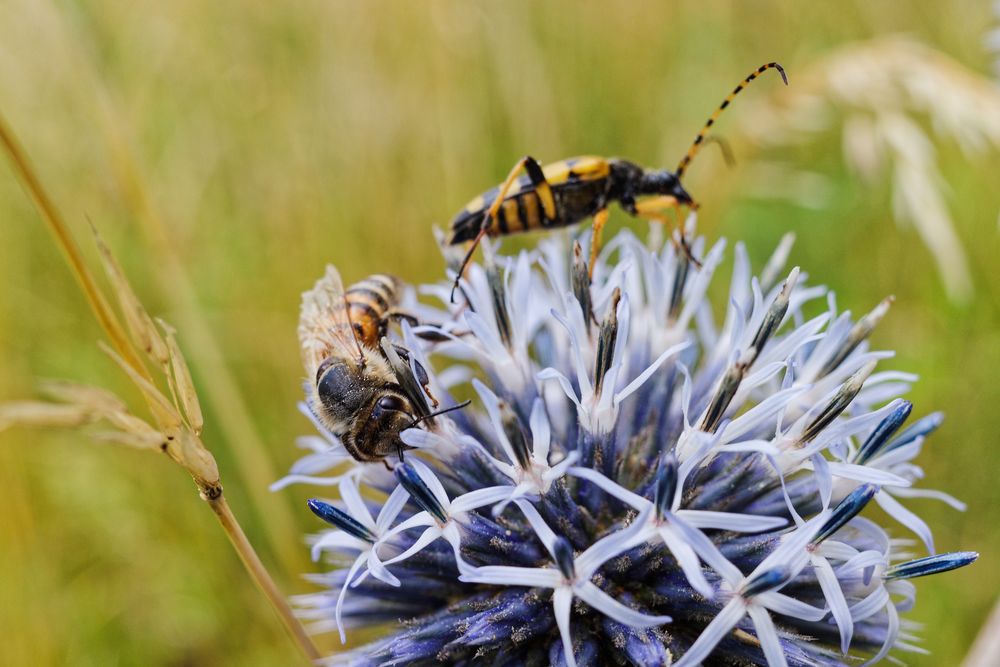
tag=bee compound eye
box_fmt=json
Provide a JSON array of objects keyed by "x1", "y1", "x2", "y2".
[{"x1": 377, "y1": 395, "x2": 407, "y2": 413}]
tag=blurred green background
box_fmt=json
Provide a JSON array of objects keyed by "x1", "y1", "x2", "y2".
[{"x1": 1, "y1": 1, "x2": 998, "y2": 664}]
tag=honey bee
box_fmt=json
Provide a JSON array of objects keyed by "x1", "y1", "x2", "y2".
[{"x1": 299, "y1": 266, "x2": 437, "y2": 463}]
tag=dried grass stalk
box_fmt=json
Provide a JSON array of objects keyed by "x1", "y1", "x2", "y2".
[
  {"x1": 742, "y1": 36, "x2": 1000, "y2": 302},
  {"x1": 0, "y1": 112, "x2": 320, "y2": 663}
]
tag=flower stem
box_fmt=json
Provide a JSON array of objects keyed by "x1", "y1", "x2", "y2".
[{"x1": 205, "y1": 490, "x2": 322, "y2": 663}]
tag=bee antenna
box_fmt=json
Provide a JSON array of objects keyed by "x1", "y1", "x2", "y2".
[
  {"x1": 676, "y1": 62, "x2": 787, "y2": 178},
  {"x1": 407, "y1": 399, "x2": 472, "y2": 428}
]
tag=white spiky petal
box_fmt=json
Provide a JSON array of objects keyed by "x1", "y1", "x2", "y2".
[{"x1": 281, "y1": 221, "x2": 972, "y2": 667}]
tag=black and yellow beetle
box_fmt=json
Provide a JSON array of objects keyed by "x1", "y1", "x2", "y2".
[{"x1": 446, "y1": 62, "x2": 787, "y2": 299}]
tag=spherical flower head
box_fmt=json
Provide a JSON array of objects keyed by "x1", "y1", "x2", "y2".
[{"x1": 279, "y1": 219, "x2": 975, "y2": 666}]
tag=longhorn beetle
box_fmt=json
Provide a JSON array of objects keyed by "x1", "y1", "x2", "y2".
[{"x1": 446, "y1": 62, "x2": 787, "y2": 300}]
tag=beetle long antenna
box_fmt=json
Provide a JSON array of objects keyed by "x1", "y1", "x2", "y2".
[
  {"x1": 407, "y1": 399, "x2": 472, "y2": 428},
  {"x1": 676, "y1": 62, "x2": 787, "y2": 178}
]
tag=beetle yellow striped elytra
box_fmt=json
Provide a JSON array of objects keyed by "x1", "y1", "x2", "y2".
[{"x1": 446, "y1": 62, "x2": 788, "y2": 301}]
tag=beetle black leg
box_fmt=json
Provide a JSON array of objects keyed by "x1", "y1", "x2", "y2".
[
  {"x1": 633, "y1": 196, "x2": 702, "y2": 268},
  {"x1": 451, "y1": 225, "x2": 488, "y2": 303},
  {"x1": 675, "y1": 232, "x2": 702, "y2": 269}
]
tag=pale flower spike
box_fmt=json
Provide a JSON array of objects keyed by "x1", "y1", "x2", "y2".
[{"x1": 282, "y1": 220, "x2": 975, "y2": 666}]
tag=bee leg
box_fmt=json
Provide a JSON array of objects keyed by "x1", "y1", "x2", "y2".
[
  {"x1": 383, "y1": 458, "x2": 395, "y2": 472},
  {"x1": 587, "y1": 208, "x2": 610, "y2": 280},
  {"x1": 384, "y1": 309, "x2": 452, "y2": 343},
  {"x1": 386, "y1": 310, "x2": 419, "y2": 328},
  {"x1": 391, "y1": 344, "x2": 438, "y2": 408},
  {"x1": 381, "y1": 337, "x2": 434, "y2": 418},
  {"x1": 450, "y1": 156, "x2": 553, "y2": 302},
  {"x1": 392, "y1": 345, "x2": 431, "y2": 386},
  {"x1": 632, "y1": 196, "x2": 702, "y2": 268}
]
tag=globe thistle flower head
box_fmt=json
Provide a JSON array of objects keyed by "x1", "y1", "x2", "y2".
[{"x1": 281, "y1": 219, "x2": 976, "y2": 666}]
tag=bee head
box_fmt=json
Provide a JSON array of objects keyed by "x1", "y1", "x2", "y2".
[
  {"x1": 369, "y1": 392, "x2": 415, "y2": 434},
  {"x1": 314, "y1": 357, "x2": 406, "y2": 422},
  {"x1": 340, "y1": 387, "x2": 413, "y2": 461},
  {"x1": 314, "y1": 356, "x2": 416, "y2": 461}
]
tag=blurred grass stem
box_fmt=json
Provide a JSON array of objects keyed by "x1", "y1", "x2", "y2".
[
  {"x1": 0, "y1": 112, "x2": 321, "y2": 664},
  {"x1": 96, "y1": 94, "x2": 307, "y2": 573},
  {"x1": 963, "y1": 596, "x2": 1000, "y2": 667},
  {"x1": 0, "y1": 113, "x2": 146, "y2": 376},
  {"x1": 61, "y1": 0, "x2": 306, "y2": 572}
]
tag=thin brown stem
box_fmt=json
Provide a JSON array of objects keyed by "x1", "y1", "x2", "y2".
[
  {"x1": 206, "y1": 491, "x2": 321, "y2": 663},
  {"x1": 0, "y1": 111, "x2": 322, "y2": 664}
]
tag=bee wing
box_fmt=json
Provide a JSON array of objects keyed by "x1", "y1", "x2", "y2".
[{"x1": 299, "y1": 264, "x2": 362, "y2": 378}]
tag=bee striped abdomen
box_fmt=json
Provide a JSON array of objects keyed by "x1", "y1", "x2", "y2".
[{"x1": 344, "y1": 274, "x2": 402, "y2": 348}]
